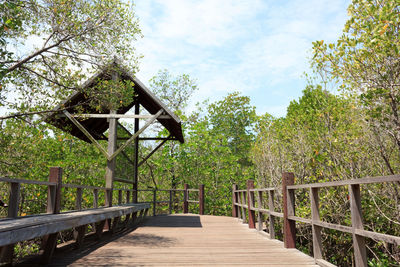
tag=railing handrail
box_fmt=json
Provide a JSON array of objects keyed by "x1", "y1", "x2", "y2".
[
  {"x1": 232, "y1": 173, "x2": 400, "y2": 267},
  {"x1": 0, "y1": 174, "x2": 205, "y2": 218}
]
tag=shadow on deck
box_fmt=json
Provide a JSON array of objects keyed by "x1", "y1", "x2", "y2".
[{"x1": 18, "y1": 214, "x2": 318, "y2": 266}]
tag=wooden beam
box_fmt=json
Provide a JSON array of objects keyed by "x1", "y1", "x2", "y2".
[
  {"x1": 199, "y1": 184, "x2": 205, "y2": 215},
  {"x1": 133, "y1": 103, "x2": 140, "y2": 203},
  {"x1": 105, "y1": 110, "x2": 117, "y2": 189},
  {"x1": 63, "y1": 110, "x2": 109, "y2": 159},
  {"x1": 349, "y1": 184, "x2": 367, "y2": 267},
  {"x1": 137, "y1": 136, "x2": 170, "y2": 167},
  {"x1": 247, "y1": 180, "x2": 256, "y2": 229},
  {"x1": 59, "y1": 114, "x2": 171, "y2": 119},
  {"x1": 282, "y1": 172, "x2": 296, "y2": 249},
  {"x1": 0, "y1": 182, "x2": 20, "y2": 264},
  {"x1": 257, "y1": 190, "x2": 263, "y2": 231},
  {"x1": 114, "y1": 177, "x2": 135, "y2": 185},
  {"x1": 268, "y1": 190, "x2": 275, "y2": 239},
  {"x1": 183, "y1": 184, "x2": 189, "y2": 213},
  {"x1": 310, "y1": 187, "x2": 322, "y2": 261},
  {"x1": 232, "y1": 184, "x2": 238, "y2": 217},
  {"x1": 139, "y1": 137, "x2": 178, "y2": 141},
  {"x1": 108, "y1": 109, "x2": 163, "y2": 161}
]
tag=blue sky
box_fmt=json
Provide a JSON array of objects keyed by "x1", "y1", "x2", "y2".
[{"x1": 133, "y1": 0, "x2": 351, "y2": 117}]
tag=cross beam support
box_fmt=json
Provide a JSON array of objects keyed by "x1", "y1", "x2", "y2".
[
  {"x1": 138, "y1": 135, "x2": 171, "y2": 168},
  {"x1": 63, "y1": 109, "x2": 164, "y2": 161}
]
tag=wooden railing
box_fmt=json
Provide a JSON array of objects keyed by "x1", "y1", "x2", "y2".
[
  {"x1": 135, "y1": 183, "x2": 205, "y2": 216},
  {"x1": 0, "y1": 167, "x2": 205, "y2": 264},
  {"x1": 232, "y1": 173, "x2": 400, "y2": 267}
]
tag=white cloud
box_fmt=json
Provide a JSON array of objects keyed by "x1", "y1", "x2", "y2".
[{"x1": 134, "y1": 0, "x2": 350, "y2": 117}]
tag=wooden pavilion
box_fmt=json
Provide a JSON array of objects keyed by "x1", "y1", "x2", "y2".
[{"x1": 45, "y1": 58, "x2": 184, "y2": 203}]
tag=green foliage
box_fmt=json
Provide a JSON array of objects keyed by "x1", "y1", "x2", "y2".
[
  {"x1": 311, "y1": 0, "x2": 400, "y2": 168},
  {"x1": 1, "y1": 0, "x2": 142, "y2": 115},
  {"x1": 149, "y1": 69, "x2": 198, "y2": 113},
  {"x1": 252, "y1": 86, "x2": 400, "y2": 265}
]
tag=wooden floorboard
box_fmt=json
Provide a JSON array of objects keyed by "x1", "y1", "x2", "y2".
[{"x1": 45, "y1": 214, "x2": 318, "y2": 266}]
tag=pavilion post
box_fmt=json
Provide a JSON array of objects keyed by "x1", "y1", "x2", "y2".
[
  {"x1": 133, "y1": 102, "x2": 140, "y2": 203},
  {"x1": 105, "y1": 109, "x2": 117, "y2": 204}
]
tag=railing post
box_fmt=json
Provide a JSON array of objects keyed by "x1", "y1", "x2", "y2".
[
  {"x1": 0, "y1": 182, "x2": 20, "y2": 264},
  {"x1": 349, "y1": 184, "x2": 367, "y2": 267},
  {"x1": 126, "y1": 190, "x2": 131, "y2": 204},
  {"x1": 183, "y1": 184, "x2": 189, "y2": 214},
  {"x1": 240, "y1": 191, "x2": 246, "y2": 223},
  {"x1": 41, "y1": 167, "x2": 62, "y2": 264},
  {"x1": 75, "y1": 187, "x2": 82, "y2": 211},
  {"x1": 247, "y1": 180, "x2": 256, "y2": 229},
  {"x1": 257, "y1": 190, "x2": 263, "y2": 231},
  {"x1": 153, "y1": 189, "x2": 157, "y2": 216},
  {"x1": 169, "y1": 190, "x2": 173, "y2": 214},
  {"x1": 282, "y1": 172, "x2": 296, "y2": 249},
  {"x1": 93, "y1": 189, "x2": 99, "y2": 208},
  {"x1": 118, "y1": 190, "x2": 122, "y2": 205},
  {"x1": 199, "y1": 184, "x2": 205, "y2": 215},
  {"x1": 232, "y1": 184, "x2": 238, "y2": 217},
  {"x1": 268, "y1": 190, "x2": 275, "y2": 239},
  {"x1": 104, "y1": 189, "x2": 112, "y2": 231},
  {"x1": 310, "y1": 187, "x2": 322, "y2": 261}
]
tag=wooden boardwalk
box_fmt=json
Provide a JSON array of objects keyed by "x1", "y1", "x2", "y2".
[{"x1": 46, "y1": 214, "x2": 318, "y2": 266}]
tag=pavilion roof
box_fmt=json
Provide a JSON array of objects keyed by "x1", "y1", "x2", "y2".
[{"x1": 45, "y1": 60, "x2": 184, "y2": 143}]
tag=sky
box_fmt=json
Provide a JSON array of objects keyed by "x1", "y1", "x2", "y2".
[{"x1": 133, "y1": 0, "x2": 351, "y2": 117}]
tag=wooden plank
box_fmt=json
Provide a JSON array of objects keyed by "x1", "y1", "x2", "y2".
[
  {"x1": 0, "y1": 204, "x2": 150, "y2": 246},
  {"x1": 315, "y1": 259, "x2": 337, "y2": 267},
  {"x1": 312, "y1": 220, "x2": 352, "y2": 233},
  {"x1": 354, "y1": 229, "x2": 400, "y2": 246},
  {"x1": 288, "y1": 215, "x2": 311, "y2": 224},
  {"x1": 62, "y1": 183, "x2": 105, "y2": 190},
  {"x1": 0, "y1": 177, "x2": 56, "y2": 186},
  {"x1": 46, "y1": 215, "x2": 318, "y2": 267},
  {"x1": 287, "y1": 174, "x2": 400, "y2": 189}
]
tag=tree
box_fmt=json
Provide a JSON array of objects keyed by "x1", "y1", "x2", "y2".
[
  {"x1": 149, "y1": 69, "x2": 198, "y2": 114},
  {"x1": 311, "y1": 0, "x2": 400, "y2": 162},
  {"x1": 208, "y1": 92, "x2": 257, "y2": 167},
  {"x1": 0, "y1": 0, "x2": 142, "y2": 116}
]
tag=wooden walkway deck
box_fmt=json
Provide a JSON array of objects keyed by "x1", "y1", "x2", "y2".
[{"x1": 45, "y1": 214, "x2": 318, "y2": 266}]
